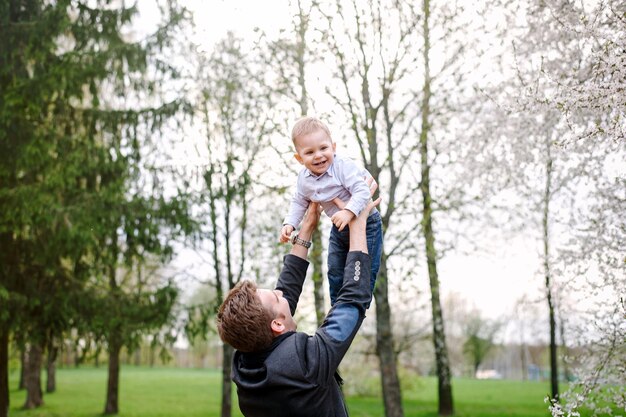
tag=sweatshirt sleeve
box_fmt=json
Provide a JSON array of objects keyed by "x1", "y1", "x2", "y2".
[
  {"x1": 275, "y1": 254, "x2": 310, "y2": 315},
  {"x1": 305, "y1": 251, "x2": 372, "y2": 384}
]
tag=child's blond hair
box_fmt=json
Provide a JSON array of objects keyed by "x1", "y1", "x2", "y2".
[{"x1": 291, "y1": 117, "x2": 332, "y2": 146}]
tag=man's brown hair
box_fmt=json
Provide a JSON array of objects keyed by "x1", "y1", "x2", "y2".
[
  {"x1": 216, "y1": 280, "x2": 275, "y2": 352},
  {"x1": 291, "y1": 116, "x2": 332, "y2": 146}
]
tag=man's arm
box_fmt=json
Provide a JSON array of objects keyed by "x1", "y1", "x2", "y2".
[
  {"x1": 275, "y1": 203, "x2": 321, "y2": 314},
  {"x1": 308, "y1": 181, "x2": 381, "y2": 384}
]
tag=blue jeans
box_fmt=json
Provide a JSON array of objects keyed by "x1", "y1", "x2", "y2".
[{"x1": 328, "y1": 209, "x2": 383, "y2": 307}]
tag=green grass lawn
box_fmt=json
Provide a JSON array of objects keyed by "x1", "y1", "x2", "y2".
[{"x1": 8, "y1": 367, "x2": 555, "y2": 417}]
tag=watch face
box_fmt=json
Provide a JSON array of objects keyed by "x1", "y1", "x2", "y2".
[{"x1": 292, "y1": 234, "x2": 310, "y2": 248}]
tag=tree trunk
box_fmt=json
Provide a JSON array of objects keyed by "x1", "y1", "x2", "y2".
[
  {"x1": 294, "y1": 5, "x2": 326, "y2": 328},
  {"x1": 46, "y1": 343, "x2": 58, "y2": 393},
  {"x1": 311, "y1": 226, "x2": 326, "y2": 326},
  {"x1": 375, "y1": 257, "x2": 404, "y2": 417},
  {"x1": 73, "y1": 340, "x2": 81, "y2": 368},
  {"x1": 425, "y1": 257, "x2": 454, "y2": 416},
  {"x1": 19, "y1": 347, "x2": 26, "y2": 390},
  {"x1": 149, "y1": 346, "x2": 155, "y2": 368},
  {"x1": 220, "y1": 343, "x2": 233, "y2": 417},
  {"x1": 0, "y1": 326, "x2": 9, "y2": 417},
  {"x1": 23, "y1": 343, "x2": 44, "y2": 409},
  {"x1": 520, "y1": 343, "x2": 528, "y2": 381},
  {"x1": 104, "y1": 337, "x2": 122, "y2": 414},
  {"x1": 558, "y1": 307, "x2": 571, "y2": 382},
  {"x1": 95, "y1": 345, "x2": 101, "y2": 368},
  {"x1": 519, "y1": 316, "x2": 528, "y2": 380},
  {"x1": 543, "y1": 153, "x2": 559, "y2": 400},
  {"x1": 420, "y1": 0, "x2": 454, "y2": 414}
]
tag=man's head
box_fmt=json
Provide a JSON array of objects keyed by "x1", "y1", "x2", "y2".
[
  {"x1": 291, "y1": 117, "x2": 336, "y2": 176},
  {"x1": 217, "y1": 280, "x2": 296, "y2": 352}
]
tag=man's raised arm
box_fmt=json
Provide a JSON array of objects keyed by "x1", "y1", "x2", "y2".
[
  {"x1": 288, "y1": 202, "x2": 320, "y2": 260},
  {"x1": 276, "y1": 202, "x2": 321, "y2": 314}
]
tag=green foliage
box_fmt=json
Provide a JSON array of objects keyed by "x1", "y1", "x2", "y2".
[
  {"x1": 0, "y1": 0, "x2": 192, "y2": 381},
  {"x1": 462, "y1": 313, "x2": 501, "y2": 376},
  {"x1": 184, "y1": 286, "x2": 219, "y2": 345}
]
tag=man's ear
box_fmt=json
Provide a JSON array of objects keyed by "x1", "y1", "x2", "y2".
[
  {"x1": 294, "y1": 153, "x2": 303, "y2": 164},
  {"x1": 271, "y1": 318, "x2": 285, "y2": 335}
]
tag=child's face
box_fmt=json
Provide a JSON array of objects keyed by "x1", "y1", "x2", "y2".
[{"x1": 294, "y1": 129, "x2": 336, "y2": 176}]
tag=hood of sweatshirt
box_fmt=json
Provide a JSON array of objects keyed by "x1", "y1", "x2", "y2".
[{"x1": 234, "y1": 331, "x2": 295, "y2": 387}]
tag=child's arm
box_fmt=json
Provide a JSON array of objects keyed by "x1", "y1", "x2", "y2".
[
  {"x1": 281, "y1": 188, "x2": 310, "y2": 243},
  {"x1": 332, "y1": 176, "x2": 378, "y2": 215},
  {"x1": 340, "y1": 165, "x2": 374, "y2": 216},
  {"x1": 331, "y1": 159, "x2": 376, "y2": 231}
]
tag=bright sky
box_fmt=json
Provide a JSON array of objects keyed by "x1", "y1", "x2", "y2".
[{"x1": 186, "y1": 0, "x2": 292, "y2": 45}]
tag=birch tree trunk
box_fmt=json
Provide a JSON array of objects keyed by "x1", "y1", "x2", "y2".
[
  {"x1": 420, "y1": 0, "x2": 454, "y2": 414},
  {"x1": 311, "y1": 231, "x2": 326, "y2": 326},
  {"x1": 558, "y1": 306, "x2": 571, "y2": 382},
  {"x1": 317, "y1": 1, "x2": 417, "y2": 414},
  {"x1": 542, "y1": 147, "x2": 559, "y2": 400},
  {"x1": 196, "y1": 36, "x2": 272, "y2": 417},
  {"x1": 374, "y1": 257, "x2": 403, "y2": 417},
  {"x1": 294, "y1": 2, "x2": 326, "y2": 326}
]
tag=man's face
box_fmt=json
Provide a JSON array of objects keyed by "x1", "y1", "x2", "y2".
[
  {"x1": 294, "y1": 129, "x2": 336, "y2": 176},
  {"x1": 257, "y1": 289, "x2": 297, "y2": 333}
]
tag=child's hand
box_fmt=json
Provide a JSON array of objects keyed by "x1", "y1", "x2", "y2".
[
  {"x1": 280, "y1": 225, "x2": 294, "y2": 243},
  {"x1": 330, "y1": 209, "x2": 355, "y2": 232}
]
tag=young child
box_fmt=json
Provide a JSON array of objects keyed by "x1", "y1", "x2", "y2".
[{"x1": 280, "y1": 117, "x2": 383, "y2": 306}]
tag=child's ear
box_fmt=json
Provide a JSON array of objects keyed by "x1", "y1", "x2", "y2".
[
  {"x1": 294, "y1": 153, "x2": 304, "y2": 164},
  {"x1": 332, "y1": 142, "x2": 337, "y2": 152}
]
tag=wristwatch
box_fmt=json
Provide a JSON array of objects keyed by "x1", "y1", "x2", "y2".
[{"x1": 291, "y1": 234, "x2": 312, "y2": 248}]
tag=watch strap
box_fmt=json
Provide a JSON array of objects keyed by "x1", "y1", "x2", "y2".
[{"x1": 292, "y1": 234, "x2": 312, "y2": 248}]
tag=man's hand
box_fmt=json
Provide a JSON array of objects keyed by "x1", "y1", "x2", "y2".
[
  {"x1": 332, "y1": 176, "x2": 379, "y2": 225},
  {"x1": 280, "y1": 224, "x2": 294, "y2": 243},
  {"x1": 289, "y1": 202, "x2": 321, "y2": 260},
  {"x1": 350, "y1": 197, "x2": 381, "y2": 229},
  {"x1": 330, "y1": 209, "x2": 355, "y2": 232},
  {"x1": 299, "y1": 202, "x2": 321, "y2": 237},
  {"x1": 349, "y1": 179, "x2": 381, "y2": 253}
]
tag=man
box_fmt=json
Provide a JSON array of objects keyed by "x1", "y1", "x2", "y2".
[{"x1": 217, "y1": 181, "x2": 380, "y2": 417}]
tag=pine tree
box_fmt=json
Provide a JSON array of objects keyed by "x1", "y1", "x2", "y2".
[{"x1": 0, "y1": 1, "x2": 190, "y2": 414}]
